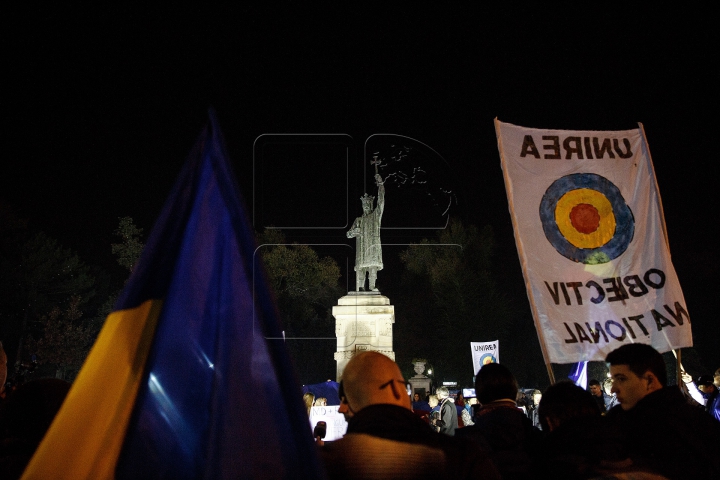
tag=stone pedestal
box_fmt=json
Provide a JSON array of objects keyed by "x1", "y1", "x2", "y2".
[
  {"x1": 408, "y1": 361, "x2": 432, "y2": 398},
  {"x1": 408, "y1": 376, "x2": 432, "y2": 399},
  {"x1": 333, "y1": 292, "x2": 395, "y2": 381}
]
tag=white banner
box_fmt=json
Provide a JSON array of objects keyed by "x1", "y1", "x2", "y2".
[
  {"x1": 496, "y1": 120, "x2": 692, "y2": 364},
  {"x1": 471, "y1": 340, "x2": 499, "y2": 375},
  {"x1": 308, "y1": 405, "x2": 347, "y2": 442}
]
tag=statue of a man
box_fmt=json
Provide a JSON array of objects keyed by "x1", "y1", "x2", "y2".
[{"x1": 347, "y1": 173, "x2": 384, "y2": 291}]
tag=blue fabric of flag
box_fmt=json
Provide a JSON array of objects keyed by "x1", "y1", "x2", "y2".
[
  {"x1": 568, "y1": 361, "x2": 588, "y2": 389},
  {"x1": 113, "y1": 110, "x2": 325, "y2": 479}
]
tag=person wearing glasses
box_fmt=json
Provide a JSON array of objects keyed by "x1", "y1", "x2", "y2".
[{"x1": 322, "y1": 351, "x2": 500, "y2": 479}]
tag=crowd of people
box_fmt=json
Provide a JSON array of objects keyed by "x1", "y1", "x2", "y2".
[
  {"x1": 3, "y1": 336, "x2": 720, "y2": 479},
  {"x1": 318, "y1": 345, "x2": 720, "y2": 479}
]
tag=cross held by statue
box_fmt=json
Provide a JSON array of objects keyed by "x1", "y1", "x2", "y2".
[{"x1": 371, "y1": 156, "x2": 381, "y2": 175}]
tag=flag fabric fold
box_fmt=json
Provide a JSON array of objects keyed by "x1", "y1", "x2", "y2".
[
  {"x1": 568, "y1": 361, "x2": 588, "y2": 389},
  {"x1": 23, "y1": 110, "x2": 324, "y2": 479}
]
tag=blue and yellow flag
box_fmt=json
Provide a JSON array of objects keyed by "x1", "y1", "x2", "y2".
[{"x1": 22, "y1": 111, "x2": 325, "y2": 479}]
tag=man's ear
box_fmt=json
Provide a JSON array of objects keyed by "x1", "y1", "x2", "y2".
[{"x1": 644, "y1": 371, "x2": 662, "y2": 392}]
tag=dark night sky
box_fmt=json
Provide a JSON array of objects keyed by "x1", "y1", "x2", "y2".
[{"x1": 2, "y1": 5, "x2": 718, "y2": 370}]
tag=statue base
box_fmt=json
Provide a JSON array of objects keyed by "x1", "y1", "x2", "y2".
[
  {"x1": 333, "y1": 293, "x2": 395, "y2": 381},
  {"x1": 409, "y1": 376, "x2": 432, "y2": 399}
]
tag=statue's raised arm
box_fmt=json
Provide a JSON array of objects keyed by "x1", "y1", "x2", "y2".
[{"x1": 375, "y1": 173, "x2": 385, "y2": 217}]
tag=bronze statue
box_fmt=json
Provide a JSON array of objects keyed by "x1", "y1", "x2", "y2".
[{"x1": 347, "y1": 165, "x2": 385, "y2": 291}]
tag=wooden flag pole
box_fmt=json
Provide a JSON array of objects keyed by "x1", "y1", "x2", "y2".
[
  {"x1": 676, "y1": 349, "x2": 682, "y2": 386},
  {"x1": 546, "y1": 362, "x2": 556, "y2": 385}
]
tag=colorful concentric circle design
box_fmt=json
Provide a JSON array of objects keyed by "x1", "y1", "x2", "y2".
[
  {"x1": 480, "y1": 353, "x2": 496, "y2": 365},
  {"x1": 539, "y1": 173, "x2": 634, "y2": 264}
]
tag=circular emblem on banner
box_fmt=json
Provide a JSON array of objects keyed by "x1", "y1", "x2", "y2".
[
  {"x1": 539, "y1": 173, "x2": 634, "y2": 264},
  {"x1": 479, "y1": 353, "x2": 496, "y2": 365}
]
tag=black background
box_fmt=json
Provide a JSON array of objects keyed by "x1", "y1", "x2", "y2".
[{"x1": 3, "y1": 4, "x2": 718, "y2": 375}]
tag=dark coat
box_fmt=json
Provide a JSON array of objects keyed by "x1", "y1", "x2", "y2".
[
  {"x1": 536, "y1": 415, "x2": 628, "y2": 479},
  {"x1": 455, "y1": 400, "x2": 540, "y2": 480},
  {"x1": 438, "y1": 398, "x2": 457, "y2": 436},
  {"x1": 320, "y1": 404, "x2": 500, "y2": 480},
  {"x1": 605, "y1": 386, "x2": 720, "y2": 479}
]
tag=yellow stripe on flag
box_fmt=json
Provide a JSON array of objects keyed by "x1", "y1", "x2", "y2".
[{"x1": 22, "y1": 299, "x2": 163, "y2": 480}]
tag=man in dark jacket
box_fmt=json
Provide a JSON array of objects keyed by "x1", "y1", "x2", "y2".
[
  {"x1": 322, "y1": 352, "x2": 499, "y2": 480},
  {"x1": 456, "y1": 363, "x2": 540, "y2": 480},
  {"x1": 535, "y1": 380, "x2": 643, "y2": 478},
  {"x1": 434, "y1": 386, "x2": 458, "y2": 436},
  {"x1": 605, "y1": 343, "x2": 720, "y2": 478},
  {"x1": 588, "y1": 378, "x2": 613, "y2": 413}
]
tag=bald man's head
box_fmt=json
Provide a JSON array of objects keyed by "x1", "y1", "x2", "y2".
[{"x1": 341, "y1": 352, "x2": 411, "y2": 413}]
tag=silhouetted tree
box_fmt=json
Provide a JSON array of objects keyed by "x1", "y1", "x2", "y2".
[
  {"x1": 111, "y1": 216, "x2": 145, "y2": 273},
  {"x1": 24, "y1": 296, "x2": 95, "y2": 381},
  {"x1": 396, "y1": 219, "x2": 513, "y2": 387},
  {"x1": 257, "y1": 229, "x2": 342, "y2": 384},
  {"x1": 9, "y1": 232, "x2": 96, "y2": 370}
]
